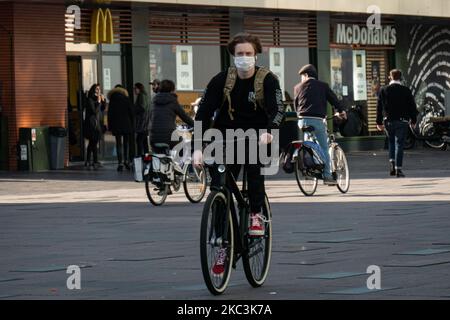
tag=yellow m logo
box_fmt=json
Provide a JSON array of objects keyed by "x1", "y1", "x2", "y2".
[{"x1": 90, "y1": 8, "x2": 114, "y2": 44}]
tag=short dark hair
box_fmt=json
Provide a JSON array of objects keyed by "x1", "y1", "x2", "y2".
[
  {"x1": 390, "y1": 69, "x2": 402, "y2": 81},
  {"x1": 159, "y1": 80, "x2": 176, "y2": 93},
  {"x1": 227, "y1": 33, "x2": 262, "y2": 56},
  {"x1": 134, "y1": 82, "x2": 146, "y2": 93}
]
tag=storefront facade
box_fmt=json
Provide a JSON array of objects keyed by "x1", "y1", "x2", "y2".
[{"x1": 1, "y1": 0, "x2": 449, "y2": 170}]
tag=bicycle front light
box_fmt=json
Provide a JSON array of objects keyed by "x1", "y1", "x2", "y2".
[{"x1": 218, "y1": 165, "x2": 226, "y2": 173}]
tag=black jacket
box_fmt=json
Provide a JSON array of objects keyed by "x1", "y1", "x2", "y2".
[
  {"x1": 107, "y1": 87, "x2": 134, "y2": 136},
  {"x1": 150, "y1": 93, "x2": 194, "y2": 144},
  {"x1": 134, "y1": 91, "x2": 150, "y2": 133},
  {"x1": 294, "y1": 78, "x2": 343, "y2": 118},
  {"x1": 376, "y1": 83, "x2": 418, "y2": 125},
  {"x1": 83, "y1": 96, "x2": 105, "y2": 140},
  {"x1": 195, "y1": 67, "x2": 285, "y2": 132}
]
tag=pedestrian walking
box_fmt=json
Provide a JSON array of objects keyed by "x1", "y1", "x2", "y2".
[{"x1": 376, "y1": 69, "x2": 418, "y2": 177}]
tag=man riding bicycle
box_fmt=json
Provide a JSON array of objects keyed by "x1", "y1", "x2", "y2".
[
  {"x1": 294, "y1": 64, "x2": 346, "y2": 185},
  {"x1": 193, "y1": 33, "x2": 285, "y2": 277}
]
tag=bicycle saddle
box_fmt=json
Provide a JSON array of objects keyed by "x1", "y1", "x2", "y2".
[
  {"x1": 302, "y1": 125, "x2": 315, "y2": 132},
  {"x1": 153, "y1": 143, "x2": 170, "y2": 149},
  {"x1": 152, "y1": 143, "x2": 171, "y2": 156}
]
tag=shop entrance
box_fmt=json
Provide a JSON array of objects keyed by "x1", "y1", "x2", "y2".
[
  {"x1": 66, "y1": 56, "x2": 98, "y2": 162},
  {"x1": 67, "y1": 56, "x2": 83, "y2": 162}
]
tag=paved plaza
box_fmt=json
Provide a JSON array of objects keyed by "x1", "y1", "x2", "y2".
[{"x1": 1, "y1": 149, "x2": 450, "y2": 299}]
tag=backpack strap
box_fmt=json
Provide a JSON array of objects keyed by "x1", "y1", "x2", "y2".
[
  {"x1": 254, "y1": 67, "x2": 275, "y2": 112},
  {"x1": 222, "y1": 67, "x2": 238, "y2": 120},
  {"x1": 221, "y1": 66, "x2": 275, "y2": 120}
]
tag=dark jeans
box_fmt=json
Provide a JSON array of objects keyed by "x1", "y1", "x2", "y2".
[
  {"x1": 385, "y1": 120, "x2": 408, "y2": 168},
  {"x1": 136, "y1": 132, "x2": 150, "y2": 156},
  {"x1": 86, "y1": 137, "x2": 99, "y2": 163},
  {"x1": 210, "y1": 164, "x2": 265, "y2": 213},
  {"x1": 115, "y1": 134, "x2": 132, "y2": 164}
]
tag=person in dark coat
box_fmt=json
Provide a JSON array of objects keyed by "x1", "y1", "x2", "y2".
[
  {"x1": 133, "y1": 83, "x2": 150, "y2": 156},
  {"x1": 107, "y1": 85, "x2": 134, "y2": 172},
  {"x1": 84, "y1": 84, "x2": 106, "y2": 169},
  {"x1": 150, "y1": 80, "x2": 194, "y2": 150},
  {"x1": 376, "y1": 69, "x2": 418, "y2": 177}
]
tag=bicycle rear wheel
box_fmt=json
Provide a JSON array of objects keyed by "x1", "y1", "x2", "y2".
[
  {"x1": 332, "y1": 145, "x2": 350, "y2": 193},
  {"x1": 242, "y1": 195, "x2": 272, "y2": 287},
  {"x1": 145, "y1": 176, "x2": 168, "y2": 206},
  {"x1": 200, "y1": 191, "x2": 234, "y2": 295},
  {"x1": 294, "y1": 157, "x2": 318, "y2": 196},
  {"x1": 184, "y1": 164, "x2": 207, "y2": 203},
  {"x1": 424, "y1": 138, "x2": 446, "y2": 150}
]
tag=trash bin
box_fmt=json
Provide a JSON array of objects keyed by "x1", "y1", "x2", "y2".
[
  {"x1": 49, "y1": 127, "x2": 67, "y2": 170},
  {"x1": 18, "y1": 127, "x2": 50, "y2": 171}
]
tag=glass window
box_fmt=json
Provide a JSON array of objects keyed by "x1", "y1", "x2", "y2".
[
  {"x1": 101, "y1": 55, "x2": 122, "y2": 98},
  {"x1": 82, "y1": 58, "x2": 98, "y2": 92},
  {"x1": 149, "y1": 44, "x2": 221, "y2": 91},
  {"x1": 101, "y1": 44, "x2": 121, "y2": 52},
  {"x1": 330, "y1": 48, "x2": 371, "y2": 137}
]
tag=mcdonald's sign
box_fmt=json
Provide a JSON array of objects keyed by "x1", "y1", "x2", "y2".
[{"x1": 90, "y1": 8, "x2": 114, "y2": 44}]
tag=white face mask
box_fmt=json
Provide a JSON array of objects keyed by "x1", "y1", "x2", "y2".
[{"x1": 234, "y1": 56, "x2": 256, "y2": 72}]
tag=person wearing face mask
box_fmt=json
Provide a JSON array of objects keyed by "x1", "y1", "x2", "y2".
[
  {"x1": 193, "y1": 33, "x2": 285, "y2": 278},
  {"x1": 294, "y1": 64, "x2": 346, "y2": 185}
]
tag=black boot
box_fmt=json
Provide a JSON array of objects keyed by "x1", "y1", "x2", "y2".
[
  {"x1": 390, "y1": 161, "x2": 396, "y2": 176},
  {"x1": 396, "y1": 169, "x2": 405, "y2": 178}
]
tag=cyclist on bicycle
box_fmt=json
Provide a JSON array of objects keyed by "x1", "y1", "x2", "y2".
[
  {"x1": 150, "y1": 80, "x2": 194, "y2": 194},
  {"x1": 150, "y1": 79, "x2": 194, "y2": 151},
  {"x1": 294, "y1": 64, "x2": 346, "y2": 185},
  {"x1": 193, "y1": 33, "x2": 285, "y2": 277}
]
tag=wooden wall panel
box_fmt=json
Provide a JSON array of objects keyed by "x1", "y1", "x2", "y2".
[
  {"x1": 2, "y1": 2, "x2": 68, "y2": 170},
  {"x1": 366, "y1": 50, "x2": 388, "y2": 133},
  {"x1": 0, "y1": 2, "x2": 15, "y2": 171}
]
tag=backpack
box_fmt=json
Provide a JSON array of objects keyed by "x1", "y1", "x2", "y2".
[{"x1": 221, "y1": 66, "x2": 274, "y2": 121}]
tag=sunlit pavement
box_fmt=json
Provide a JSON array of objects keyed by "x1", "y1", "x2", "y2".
[{"x1": 1, "y1": 149, "x2": 450, "y2": 299}]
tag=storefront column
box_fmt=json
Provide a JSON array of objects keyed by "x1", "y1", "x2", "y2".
[
  {"x1": 132, "y1": 4, "x2": 150, "y2": 91},
  {"x1": 224, "y1": 9, "x2": 245, "y2": 68},
  {"x1": 316, "y1": 12, "x2": 333, "y2": 126},
  {"x1": 316, "y1": 12, "x2": 331, "y2": 85}
]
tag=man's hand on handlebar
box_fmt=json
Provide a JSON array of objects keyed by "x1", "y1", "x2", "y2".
[
  {"x1": 334, "y1": 111, "x2": 347, "y2": 120},
  {"x1": 259, "y1": 132, "x2": 273, "y2": 145},
  {"x1": 193, "y1": 150, "x2": 203, "y2": 169}
]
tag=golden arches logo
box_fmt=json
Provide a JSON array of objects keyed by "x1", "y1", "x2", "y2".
[{"x1": 90, "y1": 8, "x2": 114, "y2": 44}]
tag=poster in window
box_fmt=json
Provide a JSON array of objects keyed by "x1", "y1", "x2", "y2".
[
  {"x1": 330, "y1": 49, "x2": 343, "y2": 100},
  {"x1": 352, "y1": 50, "x2": 367, "y2": 101},
  {"x1": 269, "y1": 48, "x2": 285, "y2": 99},
  {"x1": 176, "y1": 46, "x2": 193, "y2": 91},
  {"x1": 181, "y1": 50, "x2": 189, "y2": 65}
]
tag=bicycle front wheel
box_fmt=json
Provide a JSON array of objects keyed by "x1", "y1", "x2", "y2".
[
  {"x1": 184, "y1": 164, "x2": 207, "y2": 203},
  {"x1": 294, "y1": 156, "x2": 318, "y2": 196},
  {"x1": 200, "y1": 191, "x2": 234, "y2": 295},
  {"x1": 242, "y1": 195, "x2": 272, "y2": 287},
  {"x1": 332, "y1": 145, "x2": 350, "y2": 194}
]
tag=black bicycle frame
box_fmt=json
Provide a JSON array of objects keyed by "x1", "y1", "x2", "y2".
[{"x1": 210, "y1": 164, "x2": 250, "y2": 266}]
